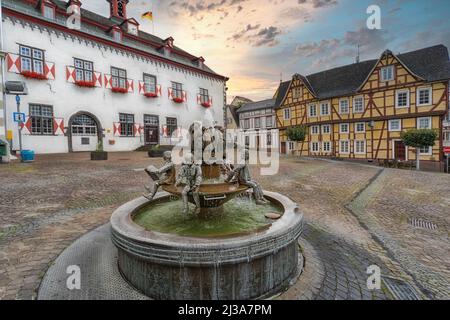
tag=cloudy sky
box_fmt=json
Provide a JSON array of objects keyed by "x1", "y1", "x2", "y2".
[{"x1": 83, "y1": 0, "x2": 450, "y2": 101}]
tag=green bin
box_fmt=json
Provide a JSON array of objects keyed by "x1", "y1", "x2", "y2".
[{"x1": 0, "y1": 142, "x2": 7, "y2": 157}]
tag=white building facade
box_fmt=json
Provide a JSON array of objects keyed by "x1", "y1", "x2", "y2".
[{"x1": 1, "y1": 0, "x2": 227, "y2": 154}]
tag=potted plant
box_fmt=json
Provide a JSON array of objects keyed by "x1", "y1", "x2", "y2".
[
  {"x1": 111, "y1": 86, "x2": 128, "y2": 94},
  {"x1": 172, "y1": 97, "x2": 184, "y2": 104},
  {"x1": 148, "y1": 144, "x2": 163, "y2": 158},
  {"x1": 91, "y1": 140, "x2": 108, "y2": 161},
  {"x1": 75, "y1": 80, "x2": 96, "y2": 88},
  {"x1": 144, "y1": 92, "x2": 158, "y2": 98},
  {"x1": 21, "y1": 70, "x2": 47, "y2": 80}
]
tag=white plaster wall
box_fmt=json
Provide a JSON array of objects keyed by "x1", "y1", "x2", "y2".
[{"x1": 3, "y1": 17, "x2": 225, "y2": 154}]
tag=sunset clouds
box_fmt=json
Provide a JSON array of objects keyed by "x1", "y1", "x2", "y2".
[{"x1": 83, "y1": 0, "x2": 450, "y2": 101}]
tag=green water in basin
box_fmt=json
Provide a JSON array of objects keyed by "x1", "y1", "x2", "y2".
[{"x1": 133, "y1": 197, "x2": 282, "y2": 238}]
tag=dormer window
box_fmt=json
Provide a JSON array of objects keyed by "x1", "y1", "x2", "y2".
[
  {"x1": 124, "y1": 19, "x2": 139, "y2": 35},
  {"x1": 41, "y1": 1, "x2": 56, "y2": 20},
  {"x1": 112, "y1": 28, "x2": 122, "y2": 42},
  {"x1": 380, "y1": 65, "x2": 395, "y2": 82}
]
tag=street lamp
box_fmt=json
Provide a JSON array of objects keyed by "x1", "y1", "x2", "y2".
[{"x1": 5, "y1": 81, "x2": 28, "y2": 162}]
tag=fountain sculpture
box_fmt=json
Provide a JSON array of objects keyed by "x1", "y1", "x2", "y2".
[{"x1": 110, "y1": 122, "x2": 304, "y2": 300}]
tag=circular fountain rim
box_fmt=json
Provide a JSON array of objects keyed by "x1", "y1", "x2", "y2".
[{"x1": 111, "y1": 191, "x2": 301, "y2": 244}]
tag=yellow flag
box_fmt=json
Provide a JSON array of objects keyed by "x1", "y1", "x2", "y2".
[{"x1": 141, "y1": 11, "x2": 153, "y2": 21}]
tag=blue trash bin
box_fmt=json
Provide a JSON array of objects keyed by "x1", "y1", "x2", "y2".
[{"x1": 21, "y1": 150, "x2": 35, "y2": 162}]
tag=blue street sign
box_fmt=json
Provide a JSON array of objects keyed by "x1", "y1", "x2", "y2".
[
  {"x1": 16, "y1": 95, "x2": 21, "y2": 103},
  {"x1": 13, "y1": 112, "x2": 26, "y2": 123}
]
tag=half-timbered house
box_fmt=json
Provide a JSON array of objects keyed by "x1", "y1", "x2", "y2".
[{"x1": 276, "y1": 45, "x2": 450, "y2": 171}]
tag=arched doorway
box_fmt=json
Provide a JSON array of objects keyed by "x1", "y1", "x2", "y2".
[{"x1": 68, "y1": 112, "x2": 103, "y2": 152}]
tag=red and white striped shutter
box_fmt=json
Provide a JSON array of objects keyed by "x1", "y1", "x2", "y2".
[
  {"x1": 104, "y1": 75, "x2": 112, "y2": 89},
  {"x1": 44, "y1": 62, "x2": 56, "y2": 80},
  {"x1": 197, "y1": 94, "x2": 201, "y2": 105},
  {"x1": 157, "y1": 85, "x2": 162, "y2": 97},
  {"x1": 182, "y1": 91, "x2": 187, "y2": 102},
  {"x1": 134, "y1": 123, "x2": 141, "y2": 137},
  {"x1": 20, "y1": 118, "x2": 32, "y2": 135},
  {"x1": 176, "y1": 126, "x2": 182, "y2": 138},
  {"x1": 168, "y1": 87, "x2": 173, "y2": 99},
  {"x1": 6, "y1": 53, "x2": 21, "y2": 73},
  {"x1": 127, "y1": 79, "x2": 134, "y2": 93},
  {"x1": 162, "y1": 125, "x2": 168, "y2": 137},
  {"x1": 53, "y1": 118, "x2": 64, "y2": 135},
  {"x1": 138, "y1": 81, "x2": 144, "y2": 94},
  {"x1": 66, "y1": 66, "x2": 76, "y2": 83},
  {"x1": 209, "y1": 96, "x2": 213, "y2": 106},
  {"x1": 113, "y1": 123, "x2": 121, "y2": 136},
  {"x1": 94, "y1": 72, "x2": 102, "y2": 87}
]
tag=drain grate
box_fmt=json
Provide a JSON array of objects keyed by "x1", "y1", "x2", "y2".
[
  {"x1": 382, "y1": 277, "x2": 421, "y2": 300},
  {"x1": 409, "y1": 218, "x2": 437, "y2": 230}
]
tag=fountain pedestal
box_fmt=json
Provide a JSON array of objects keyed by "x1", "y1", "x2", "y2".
[{"x1": 110, "y1": 191, "x2": 304, "y2": 300}]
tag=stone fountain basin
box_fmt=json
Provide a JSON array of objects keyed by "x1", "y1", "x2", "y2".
[{"x1": 110, "y1": 191, "x2": 304, "y2": 300}]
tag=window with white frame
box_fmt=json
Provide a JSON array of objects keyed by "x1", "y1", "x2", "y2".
[
  {"x1": 19, "y1": 45, "x2": 44, "y2": 74},
  {"x1": 111, "y1": 67, "x2": 127, "y2": 89},
  {"x1": 311, "y1": 126, "x2": 319, "y2": 135},
  {"x1": 417, "y1": 117, "x2": 431, "y2": 129},
  {"x1": 243, "y1": 119, "x2": 250, "y2": 129},
  {"x1": 417, "y1": 87, "x2": 432, "y2": 106},
  {"x1": 340, "y1": 140, "x2": 349, "y2": 154},
  {"x1": 293, "y1": 87, "x2": 302, "y2": 99},
  {"x1": 266, "y1": 116, "x2": 273, "y2": 128},
  {"x1": 43, "y1": 5, "x2": 55, "y2": 20},
  {"x1": 322, "y1": 124, "x2": 331, "y2": 134},
  {"x1": 419, "y1": 146, "x2": 432, "y2": 155},
  {"x1": 396, "y1": 89, "x2": 410, "y2": 108},
  {"x1": 143, "y1": 74, "x2": 157, "y2": 94},
  {"x1": 284, "y1": 108, "x2": 291, "y2": 120},
  {"x1": 380, "y1": 65, "x2": 394, "y2": 82},
  {"x1": 340, "y1": 123, "x2": 349, "y2": 133},
  {"x1": 354, "y1": 140, "x2": 366, "y2": 154},
  {"x1": 388, "y1": 119, "x2": 401, "y2": 131},
  {"x1": 288, "y1": 141, "x2": 296, "y2": 151},
  {"x1": 323, "y1": 141, "x2": 331, "y2": 153},
  {"x1": 339, "y1": 99, "x2": 349, "y2": 114},
  {"x1": 309, "y1": 104, "x2": 317, "y2": 117},
  {"x1": 74, "y1": 58, "x2": 94, "y2": 82},
  {"x1": 311, "y1": 141, "x2": 320, "y2": 152},
  {"x1": 320, "y1": 102, "x2": 330, "y2": 116},
  {"x1": 353, "y1": 96, "x2": 364, "y2": 113},
  {"x1": 443, "y1": 131, "x2": 450, "y2": 142},
  {"x1": 255, "y1": 117, "x2": 261, "y2": 129},
  {"x1": 355, "y1": 122, "x2": 365, "y2": 133}
]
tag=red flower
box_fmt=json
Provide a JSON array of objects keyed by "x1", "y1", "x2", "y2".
[
  {"x1": 201, "y1": 101, "x2": 211, "y2": 108},
  {"x1": 172, "y1": 97, "x2": 184, "y2": 103},
  {"x1": 144, "y1": 92, "x2": 158, "y2": 98},
  {"x1": 21, "y1": 70, "x2": 47, "y2": 80},
  {"x1": 111, "y1": 87, "x2": 128, "y2": 94},
  {"x1": 75, "y1": 80, "x2": 96, "y2": 88}
]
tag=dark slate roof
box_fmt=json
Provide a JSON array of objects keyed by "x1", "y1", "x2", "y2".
[
  {"x1": 4, "y1": 0, "x2": 222, "y2": 78},
  {"x1": 274, "y1": 80, "x2": 291, "y2": 108},
  {"x1": 237, "y1": 98, "x2": 276, "y2": 113},
  {"x1": 276, "y1": 45, "x2": 450, "y2": 107}
]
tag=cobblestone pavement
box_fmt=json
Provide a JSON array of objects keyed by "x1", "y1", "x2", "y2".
[{"x1": 0, "y1": 153, "x2": 448, "y2": 300}]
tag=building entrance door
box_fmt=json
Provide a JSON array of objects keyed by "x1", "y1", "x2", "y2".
[
  {"x1": 71, "y1": 114, "x2": 98, "y2": 152},
  {"x1": 394, "y1": 140, "x2": 406, "y2": 161},
  {"x1": 144, "y1": 115, "x2": 159, "y2": 145},
  {"x1": 280, "y1": 142, "x2": 286, "y2": 154}
]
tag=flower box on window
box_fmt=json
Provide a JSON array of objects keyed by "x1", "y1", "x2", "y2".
[
  {"x1": 75, "y1": 80, "x2": 96, "y2": 88},
  {"x1": 21, "y1": 70, "x2": 47, "y2": 80},
  {"x1": 201, "y1": 101, "x2": 211, "y2": 108},
  {"x1": 144, "y1": 92, "x2": 158, "y2": 98},
  {"x1": 111, "y1": 87, "x2": 128, "y2": 94},
  {"x1": 173, "y1": 97, "x2": 184, "y2": 104}
]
